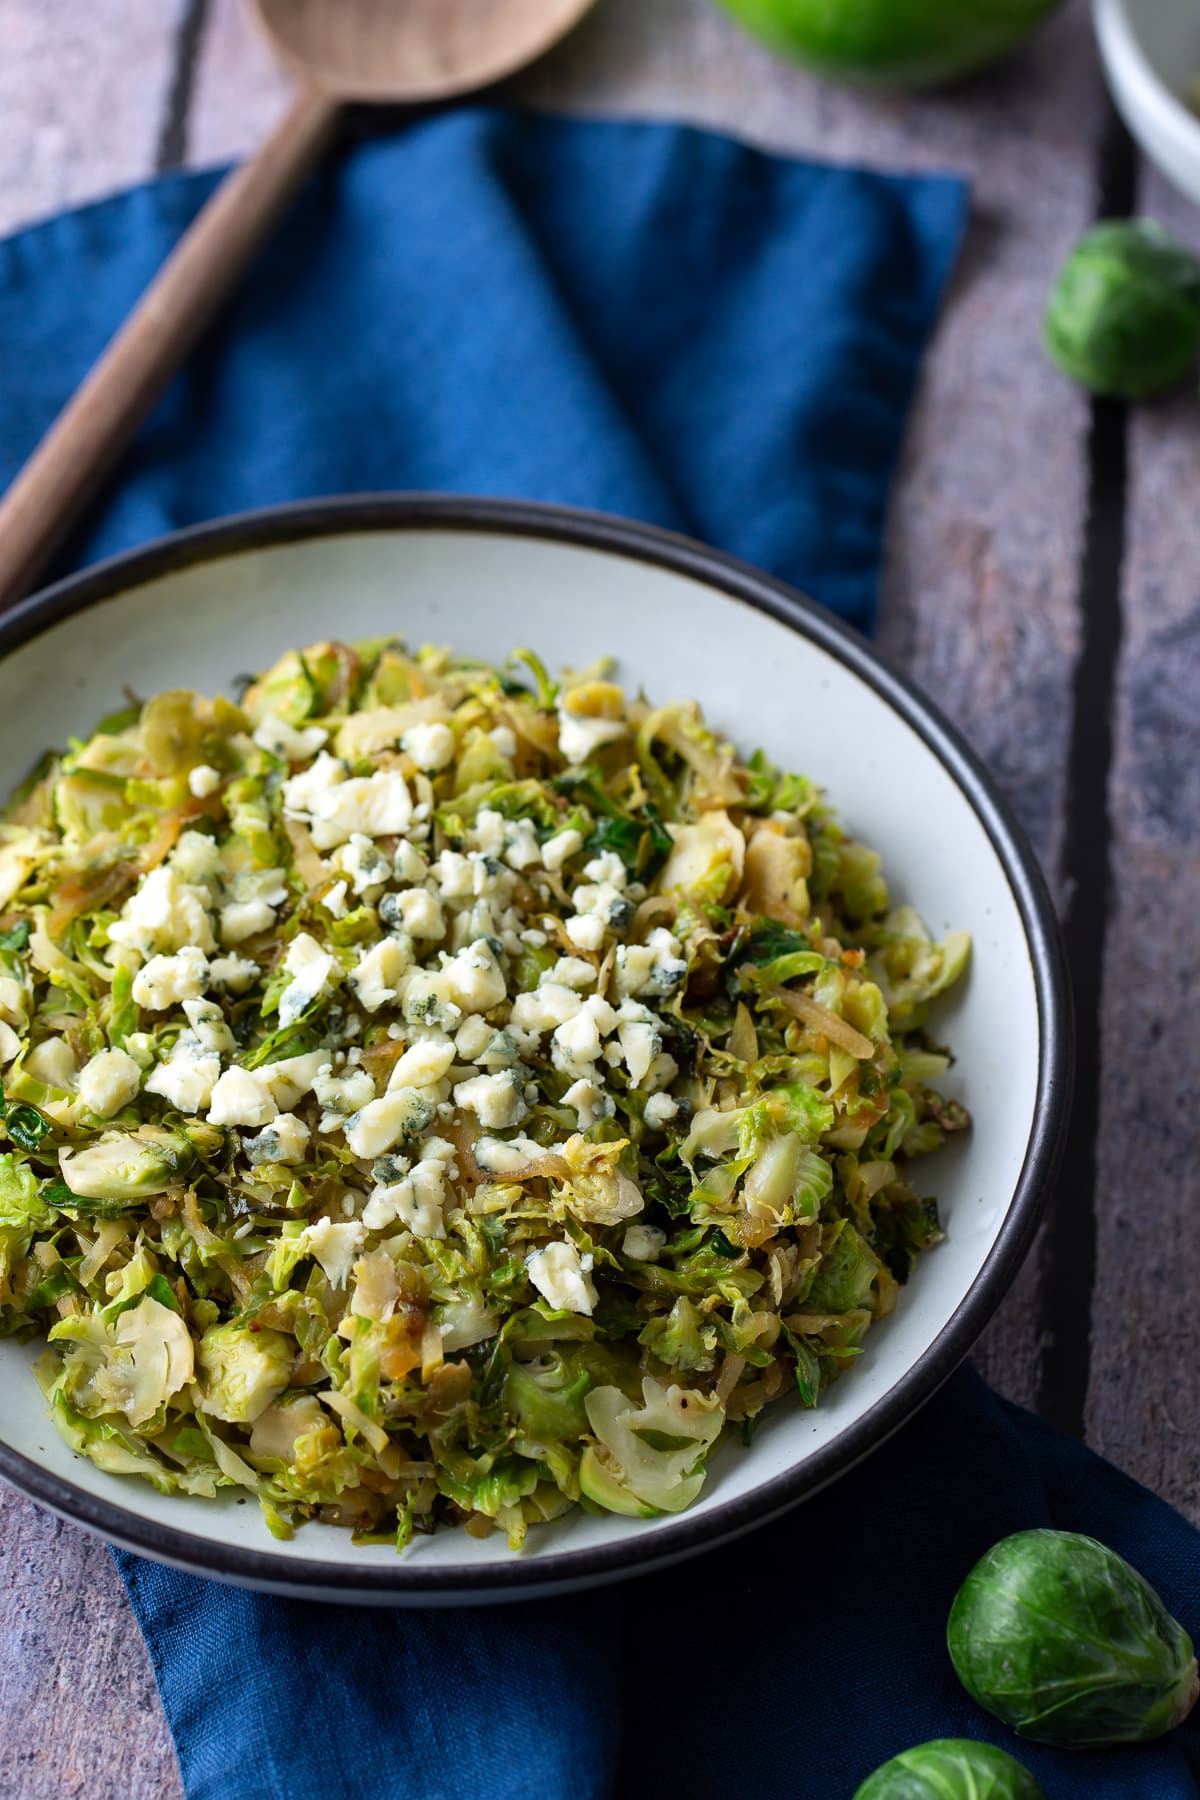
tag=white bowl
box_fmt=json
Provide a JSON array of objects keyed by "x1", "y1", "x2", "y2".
[
  {"x1": 1095, "y1": 0, "x2": 1200, "y2": 205},
  {"x1": 0, "y1": 499, "x2": 1070, "y2": 1603}
]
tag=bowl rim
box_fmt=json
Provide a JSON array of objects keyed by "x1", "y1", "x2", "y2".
[
  {"x1": 0, "y1": 494, "x2": 1073, "y2": 1602},
  {"x1": 1093, "y1": 0, "x2": 1200, "y2": 166}
]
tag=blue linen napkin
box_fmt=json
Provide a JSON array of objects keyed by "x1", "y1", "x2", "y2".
[
  {"x1": 0, "y1": 107, "x2": 964, "y2": 632},
  {"x1": 2, "y1": 105, "x2": 1195, "y2": 1799}
]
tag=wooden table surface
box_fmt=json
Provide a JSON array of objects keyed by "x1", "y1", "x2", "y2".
[{"x1": 1, "y1": 1, "x2": 1197, "y2": 1793}]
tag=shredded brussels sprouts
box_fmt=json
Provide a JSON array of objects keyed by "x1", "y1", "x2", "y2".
[{"x1": 0, "y1": 640, "x2": 970, "y2": 1548}]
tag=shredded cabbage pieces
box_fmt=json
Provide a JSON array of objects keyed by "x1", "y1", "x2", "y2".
[{"x1": 0, "y1": 639, "x2": 970, "y2": 1548}]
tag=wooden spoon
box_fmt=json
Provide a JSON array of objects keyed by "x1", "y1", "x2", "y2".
[{"x1": 0, "y1": 0, "x2": 596, "y2": 610}]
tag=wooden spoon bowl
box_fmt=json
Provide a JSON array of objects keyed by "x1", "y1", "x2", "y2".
[
  {"x1": 256, "y1": 0, "x2": 597, "y2": 102},
  {"x1": 0, "y1": 0, "x2": 598, "y2": 609}
]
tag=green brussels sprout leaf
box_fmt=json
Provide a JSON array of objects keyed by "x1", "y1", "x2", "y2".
[
  {"x1": 1045, "y1": 219, "x2": 1200, "y2": 399},
  {"x1": 947, "y1": 1528, "x2": 1200, "y2": 1747},
  {"x1": 854, "y1": 1738, "x2": 1044, "y2": 1799}
]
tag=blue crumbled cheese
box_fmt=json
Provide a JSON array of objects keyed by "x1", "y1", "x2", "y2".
[
  {"x1": 556, "y1": 704, "x2": 628, "y2": 765},
  {"x1": 473, "y1": 1134, "x2": 545, "y2": 1175},
  {"x1": 526, "y1": 1240, "x2": 597, "y2": 1314},
  {"x1": 393, "y1": 841, "x2": 428, "y2": 886},
  {"x1": 402, "y1": 968, "x2": 463, "y2": 1032},
  {"x1": 208, "y1": 954, "x2": 259, "y2": 994},
  {"x1": 622, "y1": 1223, "x2": 667, "y2": 1262},
  {"x1": 432, "y1": 850, "x2": 474, "y2": 900},
  {"x1": 470, "y1": 809, "x2": 506, "y2": 858},
  {"x1": 643, "y1": 1092, "x2": 680, "y2": 1131},
  {"x1": 509, "y1": 982, "x2": 583, "y2": 1037},
  {"x1": 187, "y1": 764, "x2": 222, "y2": 799},
  {"x1": 540, "y1": 827, "x2": 583, "y2": 873},
  {"x1": 146, "y1": 1034, "x2": 222, "y2": 1115},
  {"x1": 131, "y1": 948, "x2": 209, "y2": 1010},
  {"x1": 475, "y1": 1029, "x2": 521, "y2": 1069},
  {"x1": 312, "y1": 1063, "x2": 376, "y2": 1116},
  {"x1": 281, "y1": 750, "x2": 346, "y2": 813},
  {"x1": 207, "y1": 1065, "x2": 278, "y2": 1129},
  {"x1": 454, "y1": 1014, "x2": 494, "y2": 1061},
  {"x1": 362, "y1": 1159, "x2": 448, "y2": 1236},
  {"x1": 252, "y1": 712, "x2": 329, "y2": 762},
  {"x1": 322, "y1": 880, "x2": 348, "y2": 919},
  {"x1": 562, "y1": 1077, "x2": 613, "y2": 1130},
  {"x1": 295, "y1": 1217, "x2": 363, "y2": 1289},
  {"x1": 109, "y1": 866, "x2": 216, "y2": 957},
  {"x1": 563, "y1": 913, "x2": 605, "y2": 953},
  {"x1": 550, "y1": 995, "x2": 617, "y2": 1080},
  {"x1": 547, "y1": 955, "x2": 596, "y2": 991},
  {"x1": 349, "y1": 937, "x2": 410, "y2": 1012},
  {"x1": 453, "y1": 1069, "x2": 527, "y2": 1130},
  {"x1": 615, "y1": 999, "x2": 662, "y2": 1087},
  {"x1": 401, "y1": 720, "x2": 455, "y2": 772},
  {"x1": 278, "y1": 932, "x2": 341, "y2": 1027},
  {"x1": 171, "y1": 831, "x2": 223, "y2": 885},
  {"x1": 244, "y1": 1112, "x2": 310, "y2": 1166},
  {"x1": 304, "y1": 768, "x2": 412, "y2": 851},
  {"x1": 181, "y1": 997, "x2": 235, "y2": 1056},
  {"x1": 344, "y1": 1087, "x2": 437, "y2": 1159},
  {"x1": 570, "y1": 879, "x2": 634, "y2": 932},
  {"x1": 77, "y1": 1048, "x2": 142, "y2": 1119},
  {"x1": 207, "y1": 1050, "x2": 323, "y2": 1128},
  {"x1": 439, "y1": 940, "x2": 507, "y2": 1013},
  {"x1": 582, "y1": 850, "x2": 627, "y2": 890},
  {"x1": 387, "y1": 888, "x2": 444, "y2": 940},
  {"x1": 219, "y1": 898, "x2": 275, "y2": 944},
  {"x1": 337, "y1": 833, "x2": 393, "y2": 896},
  {"x1": 387, "y1": 1035, "x2": 456, "y2": 1090},
  {"x1": 615, "y1": 926, "x2": 687, "y2": 1000},
  {"x1": 502, "y1": 818, "x2": 541, "y2": 871},
  {"x1": 469, "y1": 853, "x2": 510, "y2": 899},
  {"x1": 257, "y1": 1051, "x2": 324, "y2": 1110}
]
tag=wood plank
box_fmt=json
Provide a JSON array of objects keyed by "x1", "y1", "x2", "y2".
[
  {"x1": 188, "y1": 0, "x2": 293, "y2": 168},
  {"x1": 0, "y1": 6, "x2": 189, "y2": 1790},
  {"x1": 1085, "y1": 165, "x2": 1200, "y2": 1522},
  {"x1": 0, "y1": 8, "x2": 187, "y2": 1791},
  {"x1": 0, "y1": 1486, "x2": 179, "y2": 1798},
  {"x1": 0, "y1": 1, "x2": 185, "y2": 237},
  {"x1": 0, "y1": 3, "x2": 1163, "y2": 1796}
]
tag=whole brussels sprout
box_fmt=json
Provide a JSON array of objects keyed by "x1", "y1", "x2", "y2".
[
  {"x1": 855, "y1": 1738, "x2": 1044, "y2": 1799},
  {"x1": 711, "y1": 0, "x2": 1064, "y2": 89},
  {"x1": 948, "y1": 1529, "x2": 1199, "y2": 1747},
  {"x1": 1044, "y1": 220, "x2": 1200, "y2": 398}
]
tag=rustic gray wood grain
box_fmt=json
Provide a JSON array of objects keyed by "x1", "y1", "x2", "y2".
[
  {"x1": 1087, "y1": 164, "x2": 1200, "y2": 1518},
  {"x1": 0, "y1": 1484, "x2": 178, "y2": 1798},
  {"x1": 0, "y1": 1, "x2": 185, "y2": 236},
  {"x1": 0, "y1": 0, "x2": 1196, "y2": 1795}
]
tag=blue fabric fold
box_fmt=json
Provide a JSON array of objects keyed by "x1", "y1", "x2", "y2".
[
  {"x1": 6, "y1": 103, "x2": 1193, "y2": 1800},
  {"x1": 115, "y1": 1368, "x2": 1200, "y2": 1799},
  {"x1": 0, "y1": 107, "x2": 965, "y2": 632}
]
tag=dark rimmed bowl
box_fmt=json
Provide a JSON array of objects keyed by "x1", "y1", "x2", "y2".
[{"x1": 0, "y1": 496, "x2": 1072, "y2": 1603}]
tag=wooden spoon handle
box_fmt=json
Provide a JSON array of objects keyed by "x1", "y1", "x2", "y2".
[{"x1": 0, "y1": 83, "x2": 339, "y2": 613}]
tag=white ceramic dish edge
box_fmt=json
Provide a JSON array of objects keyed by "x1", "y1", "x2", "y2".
[
  {"x1": 1094, "y1": 0, "x2": 1200, "y2": 205},
  {"x1": 0, "y1": 497, "x2": 1073, "y2": 1604}
]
